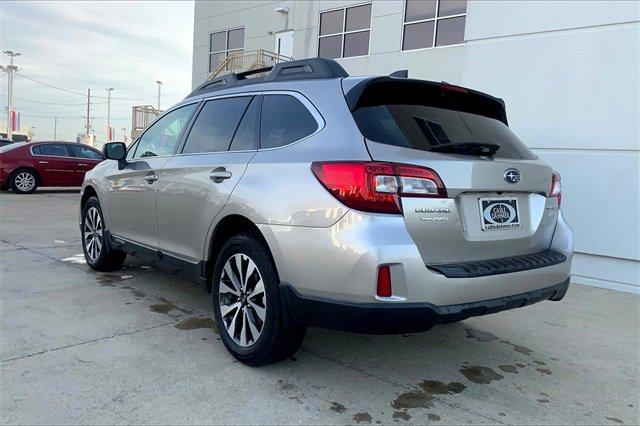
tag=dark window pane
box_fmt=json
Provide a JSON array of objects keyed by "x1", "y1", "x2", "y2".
[
  {"x1": 260, "y1": 95, "x2": 317, "y2": 149},
  {"x1": 320, "y1": 9, "x2": 344, "y2": 35},
  {"x1": 227, "y1": 28, "x2": 244, "y2": 50},
  {"x1": 318, "y1": 35, "x2": 343, "y2": 59},
  {"x1": 436, "y1": 16, "x2": 465, "y2": 46},
  {"x1": 345, "y1": 4, "x2": 371, "y2": 32},
  {"x1": 71, "y1": 145, "x2": 102, "y2": 159},
  {"x1": 403, "y1": 21, "x2": 434, "y2": 50},
  {"x1": 229, "y1": 97, "x2": 260, "y2": 151},
  {"x1": 438, "y1": 0, "x2": 467, "y2": 17},
  {"x1": 37, "y1": 144, "x2": 70, "y2": 157},
  {"x1": 210, "y1": 31, "x2": 226, "y2": 52},
  {"x1": 135, "y1": 104, "x2": 197, "y2": 158},
  {"x1": 343, "y1": 31, "x2": 369, "y2": 57},
  {"x1": 405, "y1": 0, "x2": 436, "y2": 22},
  {"x1": 183, "y1": 97, "x2": 252, "y2": 154},
  {"x1": 352, "y1": 102, "x2": 535, "y2": 160}
]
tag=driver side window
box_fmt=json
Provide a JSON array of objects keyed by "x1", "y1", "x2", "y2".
[{"x1": 133, "y1": 104, "x2": 197, "y2": 159}]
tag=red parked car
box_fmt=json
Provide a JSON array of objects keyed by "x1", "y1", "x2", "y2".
[{"x1": 0, "y1": 141, "x2": 104, "y2": 194}]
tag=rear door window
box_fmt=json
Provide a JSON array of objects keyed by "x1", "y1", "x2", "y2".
[
  {"x1": 229, "y1": 96, "x2": 260, "y2": 151},
  {"x1": 260, "y1": 95, "x2": 318, "y2": 149},
  {"x1": 33, "y1": 143, "x2": 72, "y2": 157},
  {"x1": 182, "y1": 96, "x2": 252, "y2": 154}
]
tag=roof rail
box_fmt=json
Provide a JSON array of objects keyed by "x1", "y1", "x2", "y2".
[{"x1": 188, "y1": 58, "x2": 349, "y2": 98}]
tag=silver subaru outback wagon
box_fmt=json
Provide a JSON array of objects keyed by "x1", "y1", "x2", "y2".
[{"x1": 79, "y1": 58, "x2": 573, "y2": 366}]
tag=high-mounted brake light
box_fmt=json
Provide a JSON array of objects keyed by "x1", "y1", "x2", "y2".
[
  {"x1": 550, "y1": 171, "x2": 562, "y2": 208},
  {"x1": 311, "y1": 161, "x2": 446, "y2": 214}
]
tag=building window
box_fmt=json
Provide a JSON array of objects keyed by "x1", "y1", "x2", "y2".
[
  {"x1": 403, "y1": 0, "x2": 466, "y2": 51},
  {"x1": 318, "y1": 4, "x2": 372, "y2": 59},
  {"x1": 209, "y1": 28, "x2": 245, "y2": 72}
]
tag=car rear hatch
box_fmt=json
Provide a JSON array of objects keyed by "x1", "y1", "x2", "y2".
[{"x1": 344, "y1": 77, "x2": 560, "y2": 265}]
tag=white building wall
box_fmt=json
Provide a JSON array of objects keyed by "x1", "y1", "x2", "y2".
[{"x1": 193, "y1": 0, "x2": 640, "y2": 293}]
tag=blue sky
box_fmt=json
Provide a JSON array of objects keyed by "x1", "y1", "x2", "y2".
[{"x1": 0, "y1": 1, "x2": 194, "y2": 142}]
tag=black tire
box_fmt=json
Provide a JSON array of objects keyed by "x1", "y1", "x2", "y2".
[
  {"x1": 10, "y1": 168, "x2": 38, "y2": 194},
  {"x1": 212, "y1": 233, "x2": 306, "y2": 366},
  {"x1": 81, "y1": 196, "x2": 127, "y2": 271}
]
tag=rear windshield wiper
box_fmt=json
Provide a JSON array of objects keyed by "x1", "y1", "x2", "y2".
[{"x1": 428, "y1": 142, "x2": 500, "y2": 157}]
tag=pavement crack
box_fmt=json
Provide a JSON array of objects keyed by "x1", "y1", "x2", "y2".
[
  {"x1": 300, "y1": 348, "x2": 505, "y2": 425},
  {"x1": 1, "y1": 321, "x2": 176, "y2": 364}
]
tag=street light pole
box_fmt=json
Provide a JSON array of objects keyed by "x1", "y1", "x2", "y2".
[
  {"x1": 54, "y1": 116, "x2": 57, "y2": 140},
  {"x1": 3, "y1": 50, "x2": 21, "y2": 141},
  {"x1": 156, "y1": 80, "x2": 162, "y2": 110},
  {"x1": 105, "y1": 88, "x2": 114, "y2": 141}
]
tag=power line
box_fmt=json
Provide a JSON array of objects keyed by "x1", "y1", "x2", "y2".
[
  {"x1": 15, "y1": 72, "x2": 181, "y2": 100},
  {"x1": 0, "y1": 93, "x2": 107, "y2": 106}
]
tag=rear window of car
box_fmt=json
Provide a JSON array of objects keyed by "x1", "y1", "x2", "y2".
[
  {"x1": 353, "y1": 104, "x2": 536, "y2": 160},
  {"x1": 0, "y1": 142, "x2": 25, "y2": 153}
]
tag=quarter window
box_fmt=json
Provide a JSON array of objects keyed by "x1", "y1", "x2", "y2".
[
  {"x1": 260, "y1": 95, "x2": 318, "y2": 149},
  {"x1": 182, "y1": 97, "x2": 253, "y2": 154},
  {"x1": 403, "y1": 0, "x2": 466, "y2": 51},
  {"x1": 133, "y1": 104, "x2": 197, "y2": 159},
  {"x1": 318, "y1": 4, "x2": 371, "y2": 59},
  {"x1": 209, "y1": 28, "x2": 245, "y2": 72}
]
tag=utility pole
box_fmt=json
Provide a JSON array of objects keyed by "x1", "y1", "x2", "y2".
[
  {"x1": 156, "y1": 80, "x2": 162, "y2": 110},
  {"x1": 121, "y1": 127, "x2": 127, "y2": 144},
  {"x1": 105, "y1": 88, "x2": 114, "y2": 141},
  {"x1": 54, "y1": 116, "x2": 57, "y2": 140},
  {"x1": 3, "y1": 50, "x2": 21, "y2": 141},
  {"x1": 85, "y1": 88, "x2": 91, "y2": 135}
]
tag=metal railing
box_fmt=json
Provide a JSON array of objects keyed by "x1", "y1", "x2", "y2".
[{"x1": 207, "y1": 49, "x2": 293, "y2": 80}]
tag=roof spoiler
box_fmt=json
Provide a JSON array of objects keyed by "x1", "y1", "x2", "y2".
[{"x1": 344, "y1": 77, "x2": 509, "y2": 125}]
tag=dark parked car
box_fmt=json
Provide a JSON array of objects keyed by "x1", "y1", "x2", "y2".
[{"x1": 0, "y1": 141, "x2": 103, "y2": 193}]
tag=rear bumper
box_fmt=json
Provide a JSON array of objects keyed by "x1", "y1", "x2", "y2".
[{"x1": 281, "y1": 278, "x2": 570, "y2": 335}]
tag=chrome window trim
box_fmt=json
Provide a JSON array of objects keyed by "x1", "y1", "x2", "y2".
[{"x1": 173, "y1": 90, "x2": 325, "y2": 156}]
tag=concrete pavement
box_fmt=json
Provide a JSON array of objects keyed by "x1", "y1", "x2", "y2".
[{"x1": 1, "y1": 190, "x2": 638, "y2": 425}]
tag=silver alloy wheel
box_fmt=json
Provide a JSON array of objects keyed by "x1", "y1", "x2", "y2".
[
  {"x1": 83, "y1": 207, "x2": 103, "y2": 262},
  {"x1": 218, "y1": 253, "x2": 266, "y2": 347},
  {"x1": 14, "y1": 172, "x2": 36, "y2": 192}
]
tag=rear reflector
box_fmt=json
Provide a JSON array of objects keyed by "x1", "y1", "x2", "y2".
[
  {"x1": 311, "y1": 161, "x2": 446, "y2": 214},
  {"x1": 377, "y1": 265, "x2": 392, "y2": 297}
]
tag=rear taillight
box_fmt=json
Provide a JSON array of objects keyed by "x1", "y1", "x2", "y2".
[
  {"x1": 550, "y1": 171, "x2": 562, "y2": 207},
  {"x1": 311, "y1": 161, "x2": 446, "y2": 214}
]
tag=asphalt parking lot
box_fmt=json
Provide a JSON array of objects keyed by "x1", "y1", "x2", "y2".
[{"x1": 0, "y1": 189, "x2": 638, "y2": 425}]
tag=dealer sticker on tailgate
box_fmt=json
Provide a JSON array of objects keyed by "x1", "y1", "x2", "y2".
[{"x1": 479, "y1": 198, "x2": 521, "y2": 231}]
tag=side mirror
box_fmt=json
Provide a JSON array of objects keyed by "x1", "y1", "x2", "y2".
[{"x1": 103, "y1": 142, "x2": 127, "y2": 169}]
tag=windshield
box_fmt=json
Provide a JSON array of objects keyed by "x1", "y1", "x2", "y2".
[
  {"x1": 353, "y1": 104, "x2": 536, "y2": 160},
  {"x1": 0, "y1": 142, "x2": 26, "y2": 153}
]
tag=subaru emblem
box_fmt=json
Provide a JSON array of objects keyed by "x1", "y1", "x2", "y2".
[{"x1": 503, "y1": 169, "x2": 521, "y2": 184}]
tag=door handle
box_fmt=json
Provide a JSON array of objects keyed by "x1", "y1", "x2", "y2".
[
  {"x1": 144, "y1": 174, "x2": 159, "y2": 183},
  {"x1": 78, "y1": 163, "x2": 87, "y2": 166},
  {"x1": 38, "y1": 161, "x2": 49, "y2": 164},
  {"x1": 209, "y1": 168, "x2": 232, "y2": 183}
]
